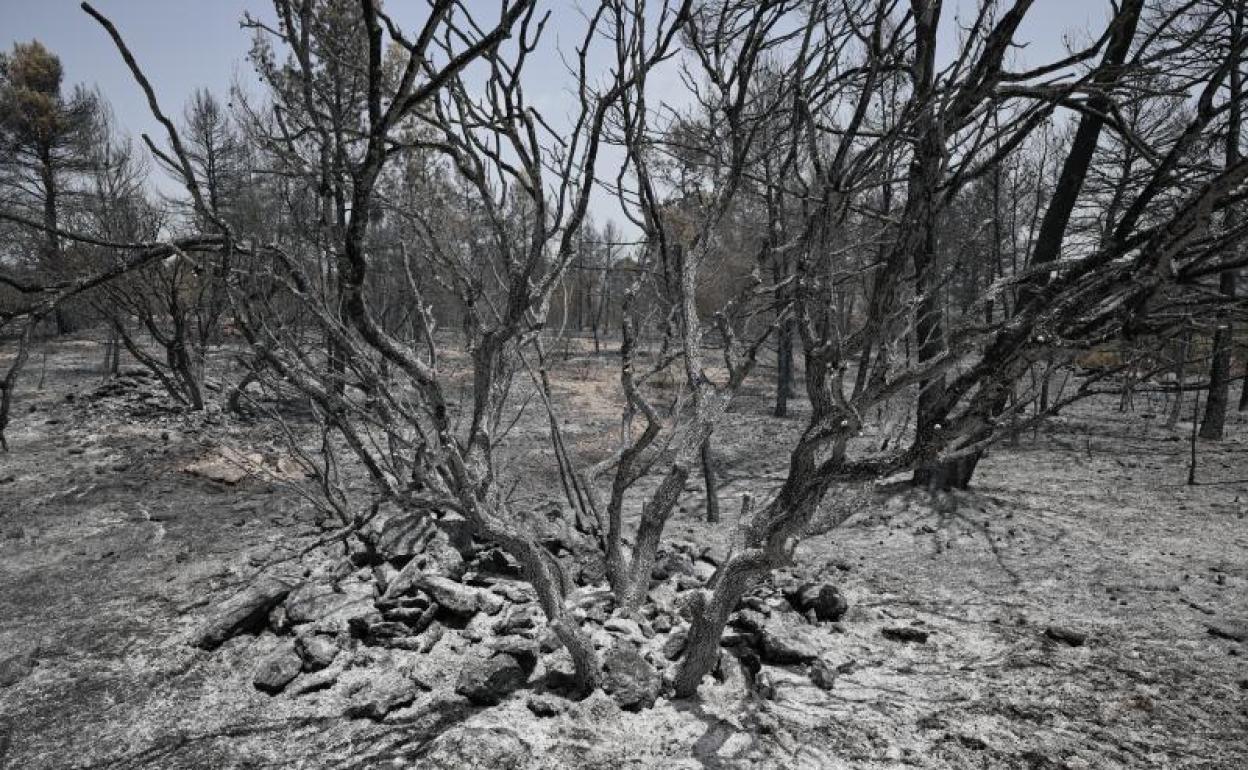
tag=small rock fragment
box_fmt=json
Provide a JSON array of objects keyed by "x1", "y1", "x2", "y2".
[
  {"x1": 455, "y1": 653, "x2": 528, "y2": 705},
  {"x1": 295, "y1": 634, "x2": 340, "y2": 671},
  {"x1": 526, "y1": 692, "x2": 568, "y2": 717},
  {"x1": 809, "y1": 659, "x2": 837, "y2": 690},
  {"x1": 602, "y1": 643, "x2": 661, "y2": 711},
  {"x1": 881, "y1": 626, "x2": 930, "y2": 644},
  {"x1": 1045, "y1": 625, "x2": 1088, "y2": 647},
  {"x1": 253, "y1": 643, "x2": 303, "y2": 694},
  {"x1": 193, "y1": 577, "x2": 293, "y2": 650}
]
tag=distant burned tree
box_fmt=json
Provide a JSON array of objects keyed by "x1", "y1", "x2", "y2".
[{"x1": 0, "y1": 41, "x2": 100, "y2": 334}]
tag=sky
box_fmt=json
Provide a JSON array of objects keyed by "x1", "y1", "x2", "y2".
[{"x1": 0, "y1": 0, "x2": 1113, "y2": 227}]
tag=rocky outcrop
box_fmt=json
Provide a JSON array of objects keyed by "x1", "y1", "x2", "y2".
[{"x1": 192, "y1": 577, "x2": 293, "y2": 650}]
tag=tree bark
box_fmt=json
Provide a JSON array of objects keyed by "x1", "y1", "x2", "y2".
[
  {"x1": 701, "y1": 435, "x2": 719, "y2": 523},
  {"x1": 1199, "y1": 2, "x2": 1241, "y2": 440}
]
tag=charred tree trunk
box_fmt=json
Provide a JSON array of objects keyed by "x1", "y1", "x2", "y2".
[
  {"x1": 701, "y1": 434, "x2": 719, "y2": 523},
  {"x1": 1199, "y1": 3, "x2": 1241, "y2": 440}
]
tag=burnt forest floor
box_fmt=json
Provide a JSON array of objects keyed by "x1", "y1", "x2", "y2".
[{"x1": 0, "y1": 333, "x2": 1246, "y2": 769}]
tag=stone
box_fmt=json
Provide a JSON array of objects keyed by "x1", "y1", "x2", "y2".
[
  {"x1": 420, "y1": 622, "x2": 446, "y2": 653},
  {"x1": 305, "y1": 595, "x2": 377, "y2": 636},
  {"x1": 285, "y1": 582, "x2": 369, "y2": 626},
  {"x1": 1207, "y1": 621, "x2": 1248, "y2": 642},
  {"x1": 472, "y1": 547, "x2": 523, "y2": 577},
  {"x1": 295, "y1": 634, "x2": 340, "y2": 671},
  {"x1": 345, "y1": 670, "x2": 427, "y2": 720},
  {"x1": 527, "y1": 692, "x2": 568, "y2": 717},
  {"x1": 288, "y1": 659, "x2": 345, "y2": 696},
  {"x1": 405, "y1": 574, "x2": 489, "y2": 616},
  {"x1": 786, "y1": 583, "x2": 849, "y2": 622},
  {"x1": 192, "y1": 577, "x2": 293, "y2": 650},
  {"x1": 349, "y1": 615, "x2": 412, "y2": 645},
  {"x1": 253, "y1": 643, "x2": 302, "y2": 694},
  {"x1": 487, "y1": 637, "x2": 539, "y2": 674},
  {"x1": 692, "y1": 560, "x2": 717, "y2": 583},
  {"x1": 882, "y1": 626, "x2": 930, "y2": 644},
  {"x1": 420, "y1": 724, "x2": 529, "y2": 768},
  {"x1": 455, "y1": 652, "x2": 528, "y2": 705},
  {"x1": 267, "y1": 604, "x2": 290, "y2": 635},
  {"x1": 490, "y1": 580, "x2": 537, "y2": 604},
  {"x1": 604, "y1": 617, "x2": 645, "y2": 641},
  {"x1": 652, "y1": 551, "x2": 695, "y2": 581},
  {"x1": 1045, "y1": 625, "x2": 1089, "y2": 647},
  {"x1": 663, "y1": 628, "x2": 689, "y2": 661},
  {"x1": 371, "y1": 509, "x2": 439, "y2": 561},
  {"x1": 759, "y1": 620, "x2": 819, "y2": 664},
  {"x1": 602, "y1": 643, "x2": 661, "y2": 711},
  {"x1": 731, "y1": 609, "x2": 768, "y2": 635},
  {"x1": 755, "y1": 670, "x2": 777, "y2": 699},
  {"x1": 372, "y1": 563, "x2": 399, "y2": 594},
  {"x1": 494, "y1": 605, "x2": 541, "y2": 636},
  {"x1": 809, "y1": 659, "x2": 837, "y2": 690},
  {"x1": 0, "y1": 648, "x2": 37, "y2": 687}
]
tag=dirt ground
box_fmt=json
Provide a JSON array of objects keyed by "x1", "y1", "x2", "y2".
[{"x1": 0, "y1": 335, "x2": 1245, "y2": 769}]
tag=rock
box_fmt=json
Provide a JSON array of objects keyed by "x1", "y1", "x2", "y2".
[
  {"x1": 759, "y1": 620, "x2": 819, "y2": 664},
  {"x1": 372, "y1": 563, "x2": 399, "y2": 594},
  {"x1": 1207, "y1": 621, "x2": 1248, "y2": 642},
  {"x1": 755, "y1": 670, "x2": 777, "y2": 699},
  {"x1": 420, "y1": 622, "x2": 446, "y2": 653},
  {"x1": 527, "y1": 692, "x2": 568, "y2": 717},
  {"x1": 537, "y1": 628, "x2": 562, "y2": 653},
  {"x1": 0, "y1": 648, "x2": 37, "y2": 687},
  {"x1": 455, "y1": 652, "x2": 528, "y2": 706},
  {"x1": 404, "y1": 574, "x2": 491, "y2": 617},
  {"x1": 437, "y1": 515, "x2": 475, "y2": 557},
  {"x1": 490, "y1": 580, "x2": 537, "y2": 604},
  {"x1": 720, "y1": 628, "x2": 754, "y2": 648},
  {"x1": 419, "y1": 724, "x2": 529, "y2": 768},
  {"x1": 253, "y1": 643, "x2": 303, "y2": 694},
  {"x1": 576, "y1": 556, "x2": 608, "y2": 586},
  {"x1": 295, "y1": 634, "x2": 340, "y2": 671},
  {"x1": 692, "y1": 560, "x2": 717, "y2": 583},
  {"x1": 543, "y1": 653, "x2": 580, "y2": 693},
  {"x1": 414, "y1": 533, "x2": 469, "y2": 580},
  {"x1": 881, "y1": 626, "x2": 930, "y2": 644},
  {"x1": 604, "y1": 617, "x2": 644, "y2": 641},
  {"x1": 471, "y1": 547, "x2": 523, "y2": 577},
  {"x1": 371, "y1": 509, "x2": 439, "y2": 561},
  {"x1": 183, "y1": 453, "x2": 250, "y2": 484},
  {"x1": 713, "y1": 649, "x2": 749, "y2": 688},
  {"x1": 288, "y1": 658, "x2": 345, "y2": 696},
  {"x1": 663, "y1": 628, "x2": 689, "y2": 661},
  {"x1": 731, "y1": 609, "x2": 768, "y2": 635},
  {"x1": 304, "y1": 595, "x2": 377, "y2": 636},
  {"x1": 487, "y1": 637, "x2": 539, "y2": 674},
  {"x1": 285, "y1": 582, "x2": 370, "y2": 626},
  {"x1": 809, "y1": 659, "x2": 837, "y2": 690},
  {"x1": 494, "y1": 605, "x2": 541, "y2": 636},
  {"x1": 192, "y1": 577, "x2": 293, "y2": 650},
  {"x1": 349, "y1": 615, "x2": 413, "y2": 645},
  {"x1": 602, "y1": 643, "x2": 661, "y2": 711},
  {"x1": 345, "y1": 670, "x2": 428, "y2": 720},
  {"x1": 1045, "y1": 625, "x2": 1089, "y2": 647},
  {"x1": 652, "y1": 550, "x2": 695, "y2": 581},
  {"x1": 382, "y1": 545, "x2": 464, "y2": 601},
  {"x1": 267, "y1": 604, "x2": 290, "y2": 635},
  {"x1": 786, "y1": 583, "x2": 848, "y2": 622}
]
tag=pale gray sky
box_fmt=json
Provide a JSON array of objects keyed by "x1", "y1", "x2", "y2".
[{"x1": 1, "y1": 0, "x2": 1111, "y2": 227}]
